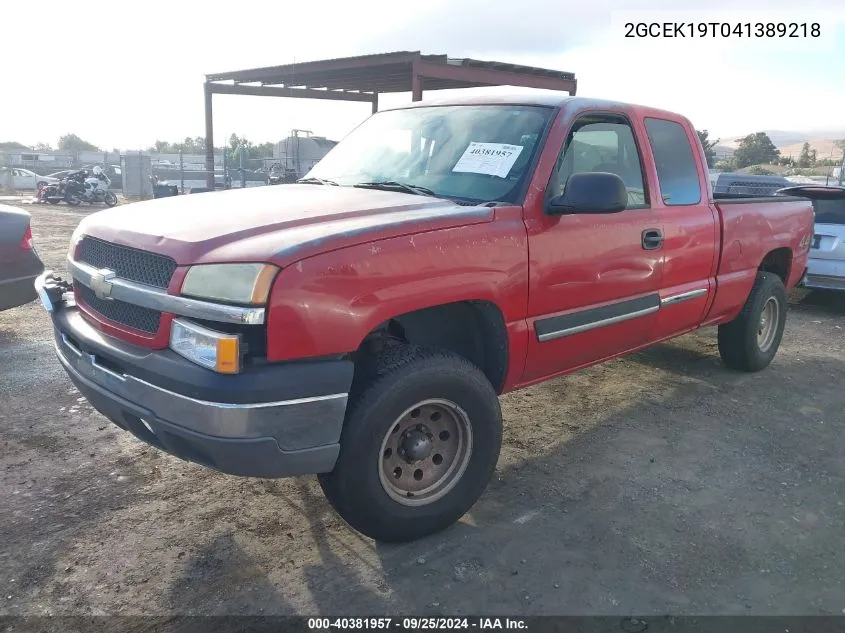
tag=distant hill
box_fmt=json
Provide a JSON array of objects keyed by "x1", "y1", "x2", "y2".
[
  {"x1": 720, "y1": 129, "x2": 845, "y2": 148},
  {"x1": 778, "y1": 139, "x2": 845, "y2": 162},
  {"x1": 711, "y1": 129, "x2": 845, "y2": 163}
]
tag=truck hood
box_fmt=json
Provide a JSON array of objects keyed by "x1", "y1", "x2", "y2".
[{"x1": 76, "y1": 184, "x2": 494, "y2": 267}]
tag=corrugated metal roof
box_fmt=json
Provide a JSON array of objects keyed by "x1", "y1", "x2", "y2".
[{"x1": 207, "y1": 51, "x2": 575, "y2": 95}]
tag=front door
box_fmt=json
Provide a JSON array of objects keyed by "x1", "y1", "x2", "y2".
[{"x1": 522, "y1": 112, "x2": 664, "y2": 383}]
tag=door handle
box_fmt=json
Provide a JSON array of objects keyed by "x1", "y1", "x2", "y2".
[{"x1": 642, "y1": 229, "x2": 664, "y2": 250}]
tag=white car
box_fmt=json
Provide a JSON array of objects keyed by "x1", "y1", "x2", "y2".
[
  {"x1": 5, "y1": 168, "x2": 60, "y2": 191},
  {"x1": 805, "y1": 194, "x2": 845, "y2": 291}
]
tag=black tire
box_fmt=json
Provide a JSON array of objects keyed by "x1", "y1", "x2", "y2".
[
  {"x1": 104, "y1": 192, "x2": 118, "y2": 207},
  {"x1": 319, "y1": 344, "x2": 502, "y2": 542},
  {"x1": 717, "y1": 271, "x2": 787, "y2": 372},
  {"x1": 65, "y1": 194, "x2": 81, "y2": 207},
  {"x1": 47, "y1": 198, "x2": 60, "y2": 205}
]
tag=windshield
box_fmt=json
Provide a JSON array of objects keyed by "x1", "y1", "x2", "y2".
[
  {"x1": 814, "y1": 199, "x2": 845, "y2": 225},
  {"x1": 305, "y1": 105, "x2": 554, "y2": 204}
]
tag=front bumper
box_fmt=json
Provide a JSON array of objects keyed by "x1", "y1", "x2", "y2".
[{"x1": 35, "y1": 271, "x2": 353, "y2": 478}]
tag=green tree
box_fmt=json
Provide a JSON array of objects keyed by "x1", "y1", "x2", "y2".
[
  {"x1": 228, "y1": 134, "x2": 256, "y2": 164},
  {"x1": 697, "y1": 130, "x2": 719, "y2": 168},
  {"x1": 747, "y1": 165, "x2": 774, "y2": 176},
  {"x1": 797, "y1": 142, "x2": 814, "y2": 168},
  {"x1": 147, "y1": 140, "x2": 173, "y2": 153},
  {"x1": 733, "y1": 132, "x2": 780, "y2": 168},
  {"x1": 253, "y1": 142, "x2": 275, "y2": 159},
  {"x1": 0, "y1": 141, "x2": 31, "y2": 150},
  {"x1": 58, "y1": 134, "x2": 100, "y2": 152},
  {"x1": 34, "y1": 142, "x2": 53, "y2": 152},
  {"x1": 172, "y1": 136, "x2": 207, "y2": 154}
]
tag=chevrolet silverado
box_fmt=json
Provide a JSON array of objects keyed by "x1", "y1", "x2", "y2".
[{"x1": 35, "y1": 95, "x2": 835, "y2": 542}]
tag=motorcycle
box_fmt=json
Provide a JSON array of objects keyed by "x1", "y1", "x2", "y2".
[
  {"x1": 38, "y1": 170, "x2": 85, "y2": 205},
  {"x1": 64, "y1": 167, "x2": 118, "y2": 207}
]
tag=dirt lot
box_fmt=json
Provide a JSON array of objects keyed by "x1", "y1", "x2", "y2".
[{"x1": 1, "y1": 201, "x2": 844, "y2": 617}]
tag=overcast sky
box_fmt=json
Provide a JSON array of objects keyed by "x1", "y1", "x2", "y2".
[{"x1": 2, "y1": 0, "x2": 843, "y2": 149}]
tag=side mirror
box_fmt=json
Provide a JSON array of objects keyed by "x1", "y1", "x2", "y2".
[{"x1": 547, "y1": 171, "x2": 628, "y2": 215}]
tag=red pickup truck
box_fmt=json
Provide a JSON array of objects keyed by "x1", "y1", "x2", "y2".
[{"x1": 36, "y1": 95, "x2": 828, "y2": 543}]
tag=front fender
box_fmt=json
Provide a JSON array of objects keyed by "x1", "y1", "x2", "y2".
[{"x1": 265, "y1": 216, "x2": 528, "y2": 362}]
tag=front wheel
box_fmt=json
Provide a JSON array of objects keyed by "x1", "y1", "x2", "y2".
[
  {"x1": 319, "y1": 344, "x2": 502, "y2": 542},
  {"x1": 104, "y1": 191, "x2": 118, "y2": 207},
  {"x1": 717, "y1": 271, "x2": 787, "y2": 372}
]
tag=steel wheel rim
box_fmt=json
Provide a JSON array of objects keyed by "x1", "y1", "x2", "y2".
[
  {"x1": 757, "y1": 297, "x2": 779, "y2": 352},
  {"x1": 378, "y1": 398, "x2": 473, "y2": 507}
]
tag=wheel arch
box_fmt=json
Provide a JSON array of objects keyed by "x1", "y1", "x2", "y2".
[
  {"x1": 355, "y1": 300, "x2": 509, "y2": 394},
  {"x1": 758, "y1": 247, "x2": 792, "y2": 285}
]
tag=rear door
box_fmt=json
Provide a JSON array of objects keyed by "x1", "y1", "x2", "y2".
[
  {"x1": 643, "y1": 117, "x2": 718, "y2": 340},
  {"x1": 522, "y1": 111, "x2": 664, "y2": 382},
  {"x1": 807, "y1": 198, "x2": 845, "y2": 289}
]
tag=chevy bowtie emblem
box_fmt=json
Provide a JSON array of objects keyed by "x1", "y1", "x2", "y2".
[{"x1": 90, "y1": 268, "x2": 116, "y2": 300}]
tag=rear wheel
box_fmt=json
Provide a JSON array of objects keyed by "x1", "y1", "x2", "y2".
[
  {"x1": 65, "y1": 193, "x2": 81, "y2": 206},
  {"x1": 717, "y1": 272, "x2": 787, "y2": 372},
  {"x1": 319, "y1": 344, "x2": 502, "y2": 542},
  {"x1": 104, "y1": 191, "x2": 118, "y2": 207}
]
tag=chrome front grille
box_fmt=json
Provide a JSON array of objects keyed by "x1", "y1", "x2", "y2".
[
  {"x1": 74, "y1": 236, "x2": 176, "y2": 334},
  {"x1": 76, "y1": 285, "x2": 161, "y2": 334},
  {"x1": 77, "y1": 236, "x2": 176, "y2": 289}
]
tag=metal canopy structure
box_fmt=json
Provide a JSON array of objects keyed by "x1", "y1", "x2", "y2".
[{"x1": 203, "y1": 51, "x2": 577, "y2": 187}]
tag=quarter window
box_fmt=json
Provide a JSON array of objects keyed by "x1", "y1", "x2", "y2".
[{"x1": 644, "y1": 118, "x2": 702, "y2": 205}]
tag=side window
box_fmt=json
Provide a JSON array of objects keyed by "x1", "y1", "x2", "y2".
[
  {"x1": 549, "y1": 116, "x2": 648, "y2": 209},
  {"x1": 644, "y1": 118, "x2": 702, "y2": 205}
]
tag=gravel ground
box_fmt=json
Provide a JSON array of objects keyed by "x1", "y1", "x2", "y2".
[{"x1": 1, "y1": 201, "x2": 844, "y2": 617}]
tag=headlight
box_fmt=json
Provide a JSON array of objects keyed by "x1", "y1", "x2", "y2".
[
  {"x1": 67, "y1": 224, "x2": 86, "y2": 260},
  {"x1": 170, "y1": 318, "x2": 241, "y2": 374},
  {"x1": 181, "y1": 263, "x2": 278, "y2": 305}
]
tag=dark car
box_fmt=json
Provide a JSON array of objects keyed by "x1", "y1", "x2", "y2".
[
  {"x1": 0, "y1": 205, "x2": 44, "y2": 311},
  {"x1": 710, "y1": 172, "x2": 792, "y2": 197}
]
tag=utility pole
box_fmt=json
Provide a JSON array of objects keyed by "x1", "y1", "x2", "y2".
[{"x1": 239, "y1": 138, "x2": 246, "y2": 188}]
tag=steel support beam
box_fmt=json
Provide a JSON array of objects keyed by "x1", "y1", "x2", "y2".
[
  {"x1": 206, "y1": 52, "x2": 419, "y2": 84},
  {"x1": 372, "y1": 94, "x2": 379, "y2": 114},
  {"x1": 204, "y1": 83, "x2": 214, "y2": 189},
  {"x1": 415, "y1": 60, "x2": 577, "y2": 94},
  {"x1": 411, "y1": 61, "x2": 423, "y2": 101},
  {"x1": 208, "y1": 82, "x2": 375, "y2": 102}
]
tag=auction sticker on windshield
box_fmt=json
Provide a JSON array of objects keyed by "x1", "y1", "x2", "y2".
[{"x1": 452, "y1": 142, "x2": 524, "y2": 178}]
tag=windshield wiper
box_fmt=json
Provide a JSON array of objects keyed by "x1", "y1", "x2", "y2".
[
  {"x1": 353, "y1": 181, "x2": 436, "y2": 197},
  {"x1": 296, "y1": 177, "x2": 339, "y2": 186}
]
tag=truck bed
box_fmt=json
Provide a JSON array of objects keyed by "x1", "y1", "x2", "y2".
[{"x1": 704, "y1": 196, "x2": 814, "y2": 325}]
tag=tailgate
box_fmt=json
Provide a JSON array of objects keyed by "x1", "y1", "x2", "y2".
[{"x1": 809, "y1": 198, "x2": 845, "y2": 261}]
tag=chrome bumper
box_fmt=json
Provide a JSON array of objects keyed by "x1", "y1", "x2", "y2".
[
  {"x1": 37, "y1": 270, "x2": 352, "y2": 478},
  {"x1": 803, "y1": 274, "x2": 845, "y2": 291},
  {"x1": 55, "y1": 330, "x2": 348, "y2": 444}
]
